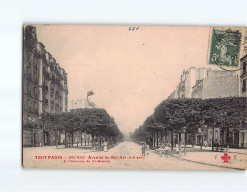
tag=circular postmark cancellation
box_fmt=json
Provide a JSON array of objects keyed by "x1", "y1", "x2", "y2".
[{"x1": 208, "y1": 27, "x2": 242, "y2": 69}]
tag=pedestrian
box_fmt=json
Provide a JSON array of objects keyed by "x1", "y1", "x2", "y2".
[
  {"x1": 104, "y1": 141, "x2": 108, "y2": 152},
  {"x1": 204, "y1": 140, "x2": 207, "y2": 147},
  {"x1": 164, "y1": 145, "x2": 168, "y2": 158},
  {"x1": 141, "y1": 144, "x2": 145, "y2": 156},
  {"x1": 96, "y1": 141, "x2": 99, "y2": 150},
  {"x1": 176, "y1": 144, "x2": 179, "y2": 154},
  {"x1": 92, "y1": 139, "x2": 96, "y2": 151},
  {"x1": 146, "y1": 144, "x2": 149, "y2": 155}
]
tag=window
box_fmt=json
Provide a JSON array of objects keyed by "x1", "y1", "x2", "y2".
[
  {"x1": 28, "y1": 99, "x2": 31, "y2": 109},
  {"x1": 243, "y1": 79, "x2": 246, "y2": 93},
  {"x1": 33, "y1": 58, "x2": 37, "y2": 69},
  {"x1": 34, "y1": 71, "x2": 37, "y2": 82},
  {"x1": 34, "y1": 87, "x2": 37, "y2": 98},
  {"x1": 28, "y1": 83, "x2": 31, "y2": 95},
  {"x1": 243, "y1": 62, "x2": 246, "y2": 75},
  {"x1": 27, "y1": 67, "x2": 31, "y2": 79},
  {"x1": 34, "y1": 101, "x2": 38, "y2": 113}
]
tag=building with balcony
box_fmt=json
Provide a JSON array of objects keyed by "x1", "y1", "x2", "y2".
[
  {"x1": 23, "y1": 25, "x2": 68, "y2": 147},
  {"x1": 168, "y1": 67, "x2": 209, "y2": 99},
  {"x1": 239, "y1": 55, "x2": 247, "y2": 148},
  {"x1": 240, "y1": 55, "x2": 247, "y2": 97}
]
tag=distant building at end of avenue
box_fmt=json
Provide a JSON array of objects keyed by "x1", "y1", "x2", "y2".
[
  {"x1": 23, "y1": 25, "x2": 68, "y2": 147},
  {"x1": 166, "y1": 67, "x2": 246, "y2": 148},
  {"x1": 69, "y1": 98, "x2": 90, "y2": 111}
]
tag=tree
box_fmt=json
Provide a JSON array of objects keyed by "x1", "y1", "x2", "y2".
[
  {"x1": 215, "y1": 97, "x2": 247, "y2": 151},
  {"x1": 154, "y1": 99, "x2": 188, "y2": 151}
]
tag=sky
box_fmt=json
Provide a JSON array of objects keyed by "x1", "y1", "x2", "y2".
[{"x1": 35, "y1": 25, "x2": 217, "y2": 133}]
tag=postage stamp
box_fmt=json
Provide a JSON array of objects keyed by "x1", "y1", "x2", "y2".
[{"x1": 208, "y1": 28, "x2": 242, "y2": 67}]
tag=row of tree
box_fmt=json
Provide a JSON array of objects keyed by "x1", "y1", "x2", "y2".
[
  {"x1": 41, "y1": 108, "x2": 123, "y2": 148},
  {"x1": 132, "y1": 97, "x2": 247, "y2": 151}
]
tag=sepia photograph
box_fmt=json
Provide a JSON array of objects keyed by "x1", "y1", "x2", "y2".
[{"x1": 22, "y1": 25, "x2": 247, "y2": 170}]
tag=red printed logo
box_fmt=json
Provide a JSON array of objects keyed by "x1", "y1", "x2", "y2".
[{"x1": 221, "y1": 153, "x2": 231, "y2": 163}]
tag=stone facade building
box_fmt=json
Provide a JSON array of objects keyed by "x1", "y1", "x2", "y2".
[
  {"x1": 23, "y1": 25, "x2": 68, "y2": 147},
  {"x1": 191, "y1": 70, "x2": 239, "y2": 99},
  {"x1": 69, "y1": 98, "x2": 89, "y2": 111}
]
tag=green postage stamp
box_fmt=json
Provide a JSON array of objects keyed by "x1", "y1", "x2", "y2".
[{"x1": 208, "y1": 28, "x2": 242, "y2": 67}]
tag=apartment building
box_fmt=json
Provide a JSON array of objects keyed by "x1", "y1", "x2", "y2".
[{"x1": 23, "y1": 25, "x2": 68, "y2": 147}]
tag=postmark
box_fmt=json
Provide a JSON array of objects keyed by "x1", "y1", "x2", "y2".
[{"x1": 208, "y1": 28, "x2": 242, "y2": 67}]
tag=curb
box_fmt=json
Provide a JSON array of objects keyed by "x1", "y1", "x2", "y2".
[{"x1": 168, "y1": 154, "x2": 245, "y2": 171}]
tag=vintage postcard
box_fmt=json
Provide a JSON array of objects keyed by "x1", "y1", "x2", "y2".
[{"x1": 22, "y1": 25, "x2": 247, "y2": 170}]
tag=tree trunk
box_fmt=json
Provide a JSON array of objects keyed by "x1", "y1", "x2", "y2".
[
  {"x1": 100, "y1": 135, "x2": 102, "y2": 147},
  {"x1": 77, "y1": 132, "x2": 78, "y2": 147},
  {"x1": 85, "y1": 134, "x2": 87, "y2": 146},
  {"x1": 200, "y1": 133, "x2": 203, "y2": 150},
  {"x1": 81, "y1": 130, "x2": 82, "y2": 146},
  {"x1": 184, "y1": 132, "x2": 187, "y2": 156},
  {"x1": 171, "y1": 131, "x2": 174, "y2": 151},
  {"x1": 161, "y1": 131, "x2": 163, "y2": 146},
  {"x1": 55, "y1": 130, "x2": 58, "y2": 149},
  {"x1": 226, "y1": 127, "x2": 230, "y2": 152},
  {"x1": 212, "y1": 126, "x2": 215, "y2": 151},
  {"x1": 178, "y1": 133, "x2": 181, "y2": 153},
  {"x1": 72, "y1": 132, "x2": 74, "y2": 148},
  {"x1": 65, "y1": 131, "x2": 67, "y2": 148},
  {"x1": 152, "y1": 133, "x2": 154, "y2": 146},
  {"x1": 156, "y1": 130, "x2": 159, "y2": 147}
]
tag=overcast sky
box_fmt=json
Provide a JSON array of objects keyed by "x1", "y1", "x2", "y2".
[{"x1": 35, "y1": 25, "x2": 219, "y2": 133}]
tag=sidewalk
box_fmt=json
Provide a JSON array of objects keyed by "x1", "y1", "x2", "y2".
[
  {"x1": 191, "y1": 145, "x2": 247, "y2": 155},
  {"x1": 151, "y1": 145, "x2": 247, "y2": 170},
  {"x1": 167, "y1": 146, "x2": 247, "y2": 170},
  {"x1": 171, "y1": 151, "x2": 247, "y2": 170}
]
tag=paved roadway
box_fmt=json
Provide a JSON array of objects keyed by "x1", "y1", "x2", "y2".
[{"x1": 23, "y1": 141, "x2": 232, "y2": 170}]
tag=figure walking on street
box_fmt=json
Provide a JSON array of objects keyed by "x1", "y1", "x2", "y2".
[
  {"x1": 176, "y1": 144, "x2": 179, "y2": 154},
  {"x1": 141, "y1": 143, "x2": 145, "y2": 156},
  {"x1": 146, "y1": 144, "x2": 149, "y2": 155},
  {"x1": 104, "y1": 141, "x2": 108, "y2": 152}
]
